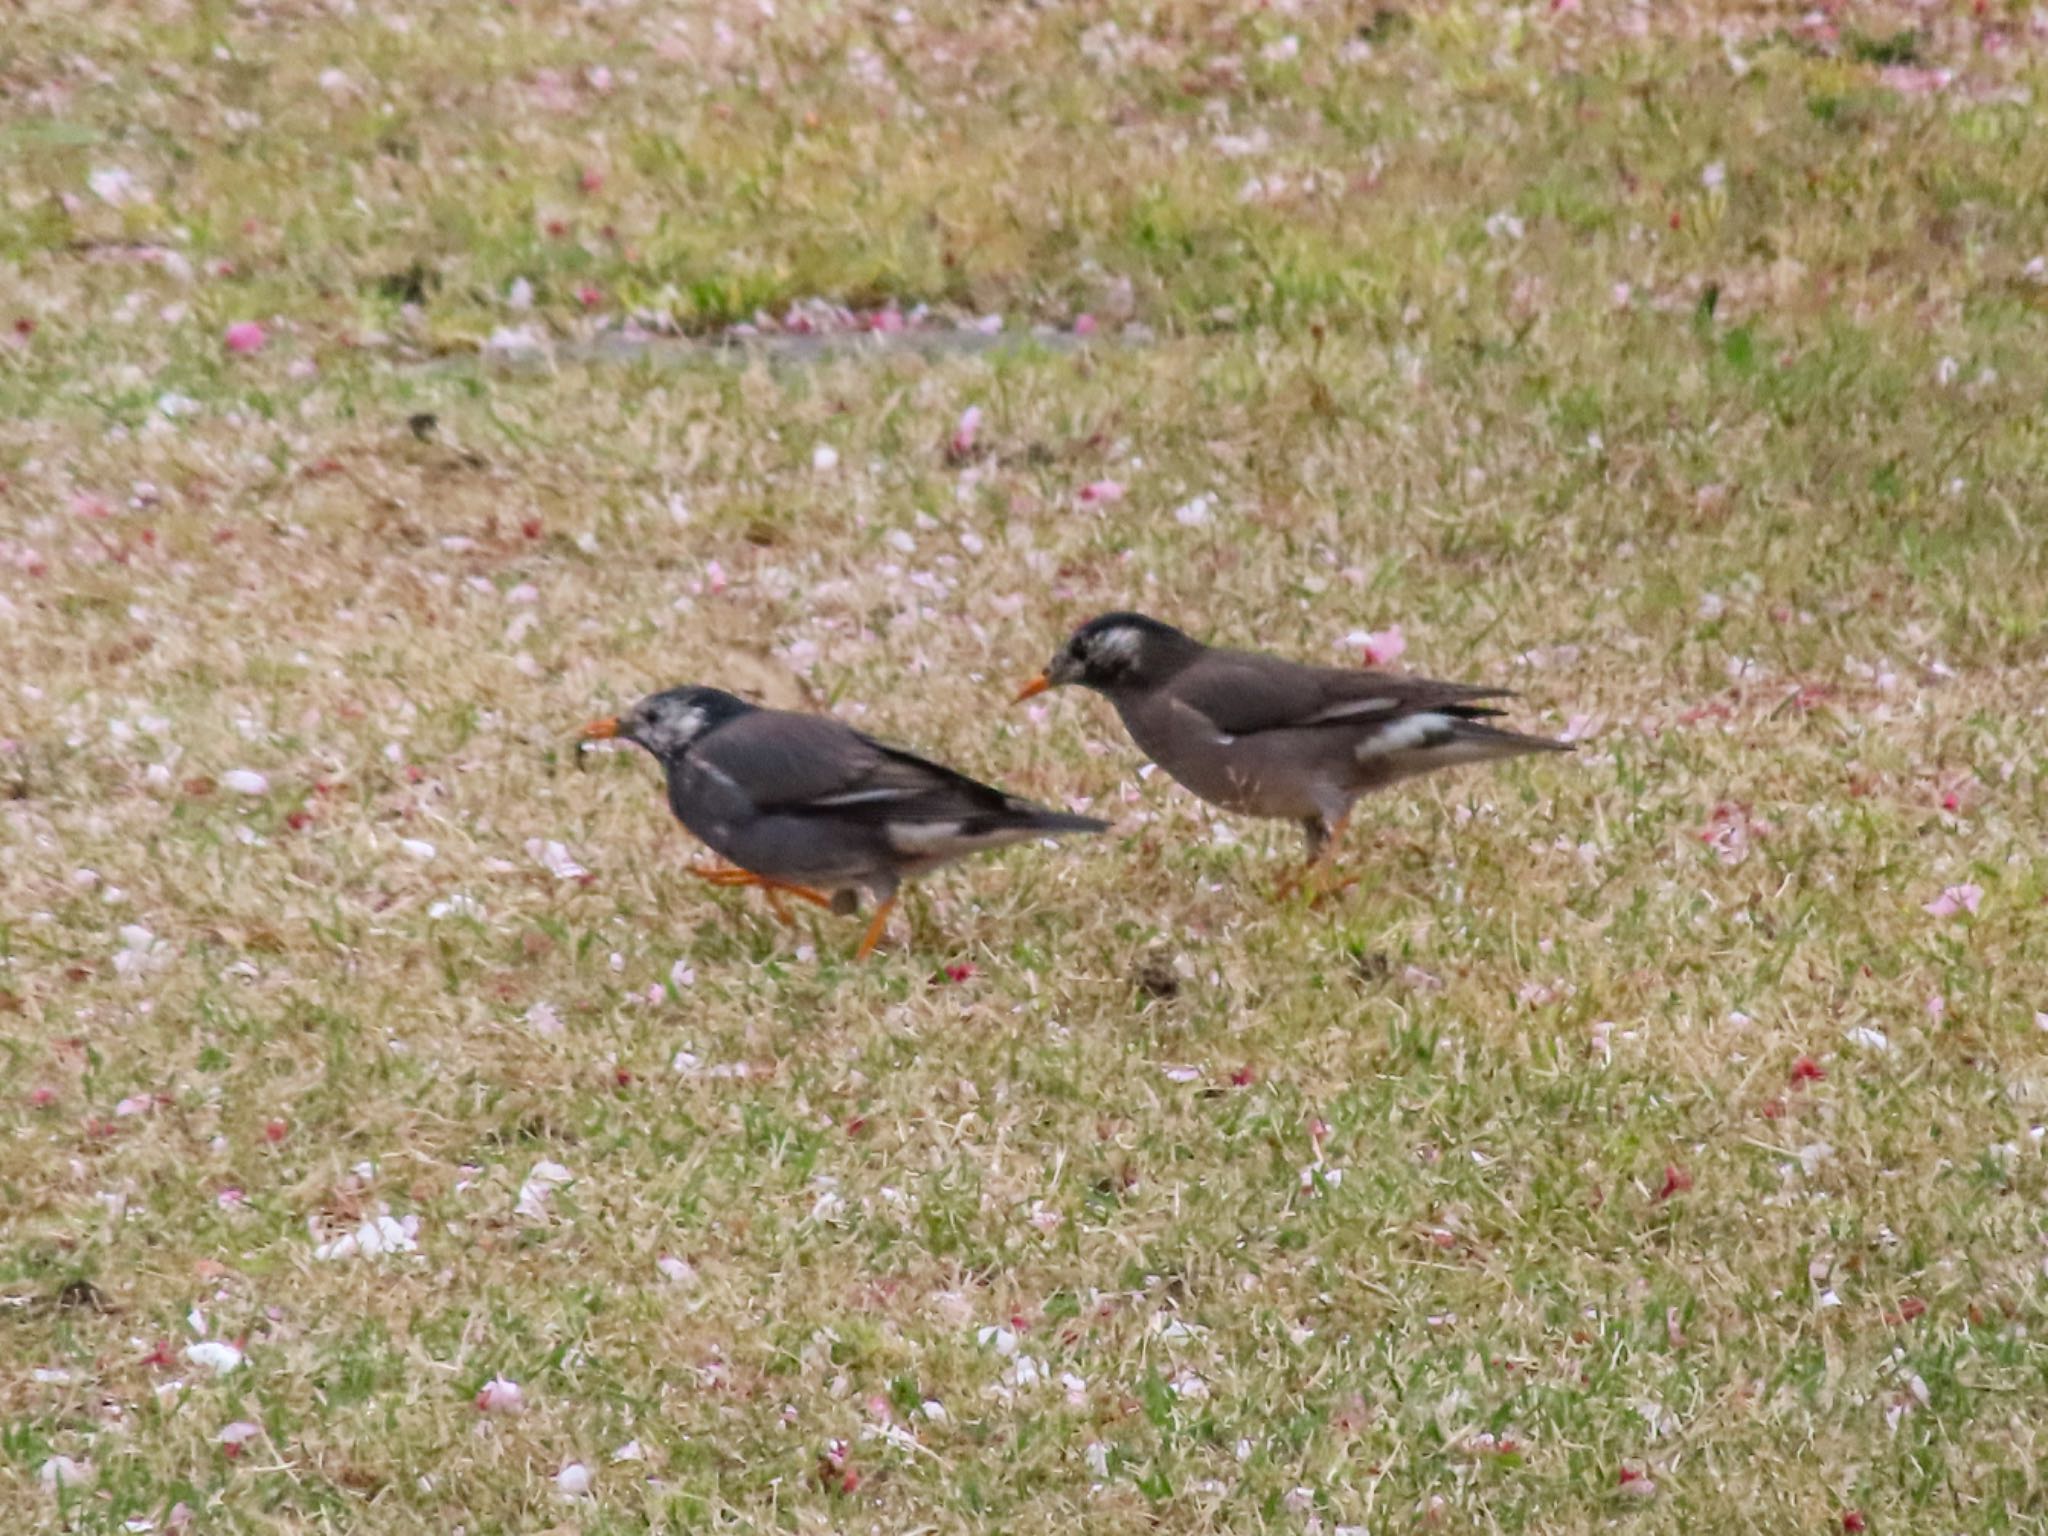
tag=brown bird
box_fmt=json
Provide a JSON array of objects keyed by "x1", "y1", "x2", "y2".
[{"x1": 1018, "y1": 612, "x2": 1566, "y2": 890}]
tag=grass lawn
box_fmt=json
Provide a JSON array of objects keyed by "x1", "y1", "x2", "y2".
[{"x1": 5, "y1": 1, "x2": 2048, "y2": 1530}]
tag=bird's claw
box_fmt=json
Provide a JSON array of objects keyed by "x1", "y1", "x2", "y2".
[{"x1": 688, "y1": 863, "x2": 834, "y2": 911}]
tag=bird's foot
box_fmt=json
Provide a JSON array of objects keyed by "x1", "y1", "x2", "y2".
[
  {"x1": 688, "y1": 863, "x2": 834, "y2": 916},
  {"x1": 1275, "y1": 863, "x2": 1358, "y2": 905},
  {"x1": 1306, "y1": 870, "x2": 1363, "y2": 908}
]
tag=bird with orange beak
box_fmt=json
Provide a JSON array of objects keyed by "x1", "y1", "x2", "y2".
[
  {"x1": 583, "y1": 686, "x2": 1106, "y2": 958},
  {"x1": 1019, "y1": 613, "x2": 1567, "y2": 892}
]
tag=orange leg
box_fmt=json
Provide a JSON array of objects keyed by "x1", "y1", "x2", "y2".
[
  {"x1": 688, "y1": 862, "x2": 834, "y2": 912},
  {"x1": 854, "y1": 895, "x2": 899, "y2": 961},
  {"x1": 1277, "y1": 814, "x2": 1353, "y2": 902}
]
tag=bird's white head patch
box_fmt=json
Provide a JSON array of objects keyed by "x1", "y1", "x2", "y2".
[
  {"x1": 1081, "y1": 624, "x2": 1142, "y2": 668},
  {"x1": 634, "y1": 700, "x2": 708, "y2": 755}
]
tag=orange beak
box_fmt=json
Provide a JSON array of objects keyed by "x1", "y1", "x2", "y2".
[
  {"x1": 1013, "y1": 673, "x2": 1051, "y2": 703},
  {"x1": 581, "y1": 716, "x2": 620, "y2": 740}
]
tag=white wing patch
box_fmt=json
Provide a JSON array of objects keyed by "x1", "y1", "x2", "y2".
[
  {"x1": 885, "y1": 820, "x2": 969, "y2": 854},
  {"x1": 814, "y1": 786, "x2": 915, "y2": 807},
  {"x1": 1356, "y1": 712, "x2": 1455, "y2": 759},
  {"x1": 692, "y1": 758, "x2": 744, "y2": 793},
  {"x1": 1300, "y1": 696, "x2": 1397, "y2": 725}
]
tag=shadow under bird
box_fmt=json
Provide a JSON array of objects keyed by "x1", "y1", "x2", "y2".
[
  {"x1": 1017, "y1": 612, "x2": 1568, "y2": 890},
  {"x1": 583, "y1": 686, "x2": 1108, "y2": 958}
]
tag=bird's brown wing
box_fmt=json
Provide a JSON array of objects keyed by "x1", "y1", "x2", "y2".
[{"x1": 1167, "y1": 649, "x2": 1511, "y2": 738}]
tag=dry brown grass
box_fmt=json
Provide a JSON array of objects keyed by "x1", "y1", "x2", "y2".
[{"x1": 6, "y1": 2, "x2": 2048, "y2": 1532}]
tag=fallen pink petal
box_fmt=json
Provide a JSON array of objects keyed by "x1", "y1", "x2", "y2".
[
  {"x1": 475, "y1": 1376, "x2": 525, "y2": 1415},
  {"x1": 1922, "y1": 883, "x2": 1982, "y2": 918},
  {"x1": 3, "y1": 6, "x2": 2035, "y2": 1518}
]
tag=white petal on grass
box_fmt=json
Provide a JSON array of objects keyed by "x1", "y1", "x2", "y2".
[
  {"x1": 39, "y1": 1456, "x2": 93, "y2": 1491},
  {"x1": 656, "y1": 1254, "x2": 698, "y2": 1284},
  {"x1": 217, "y1": 1421, "x2": 260, "y2": 1447},
  {"x1": 184, "y1": 1340, "x2": 244, "y2": 1375},
  {"x1": 483, "y1": 325, "x2": 547, "y2": 360},
  {"x1": 89, "y1": 166, "x2": 148, "y2": 205},
  {"x1": 399, "y1": 838, "x2": 436, "y2": 861},
  {"x1": 555, "y1": 1463, "x2": 593, "y2": 1499},
  {"x1": 475, "y1": 1376, "x2": 525, "y2": 1415},
  {"x1": 221, "y1": 769, "x2": 269, "y2": 796},
  {"x1": 515, "y1": 1160, "x2": 574, "y2": 1221},
  {"x1": 525, "y1": 838, "x2": 588, "y2": 879},
  {"x1": 1845, "y1": 1026, "x2": 1891, "y2": 1052},
  {"x1": 314, "y1": 1212, "x2": 420, "y2": 1260}
]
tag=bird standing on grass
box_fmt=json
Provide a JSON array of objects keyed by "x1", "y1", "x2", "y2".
[
  {"x1": 583, "y1": 686, "x2": 1107, "y2": 958},
  {"x1": 1017, "y1": 613, "x2": 1567, "y2": 892}
]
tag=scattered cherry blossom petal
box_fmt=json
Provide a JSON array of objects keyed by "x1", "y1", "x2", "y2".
[
  {"x1": 314, "y1": 1212, "x2": 420, "y2": 1260},
  {"x1": 555, "y1": 1462, "x2": 593, "y2": 1498},
  {"x1": 475, "y1": 1376, "x2": 525, "y2": 1415},
  {"x1": 40, "y1": 1455, "x2": 93, "y2": 1491},
  {"x1": 949, "y1": 406, "x2": 982, "y2": 457},
  {"x1": 184, "y1": 1340, "x2": 244, "y2": 1375},
  {"x1": 526, "y1": 838, "x2": 589, "y2": 880},
  {"x1": 223, "y1": 321, "x2": 267, "y2": 355},
  {"x1": 1921, "y1": 883, "x2": 1982, "y2": 918},
  {"x1": 515, "y1": 1160, "x2": 574, "y2": 1221}
]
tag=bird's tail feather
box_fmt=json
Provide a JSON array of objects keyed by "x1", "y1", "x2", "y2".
[
  {"x1": 1000, "y1": 807, "x2": 1111, "y2": 836},
  {"x1": 1356, "y1": 712, "x2": 1569, "y2": 777}
]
